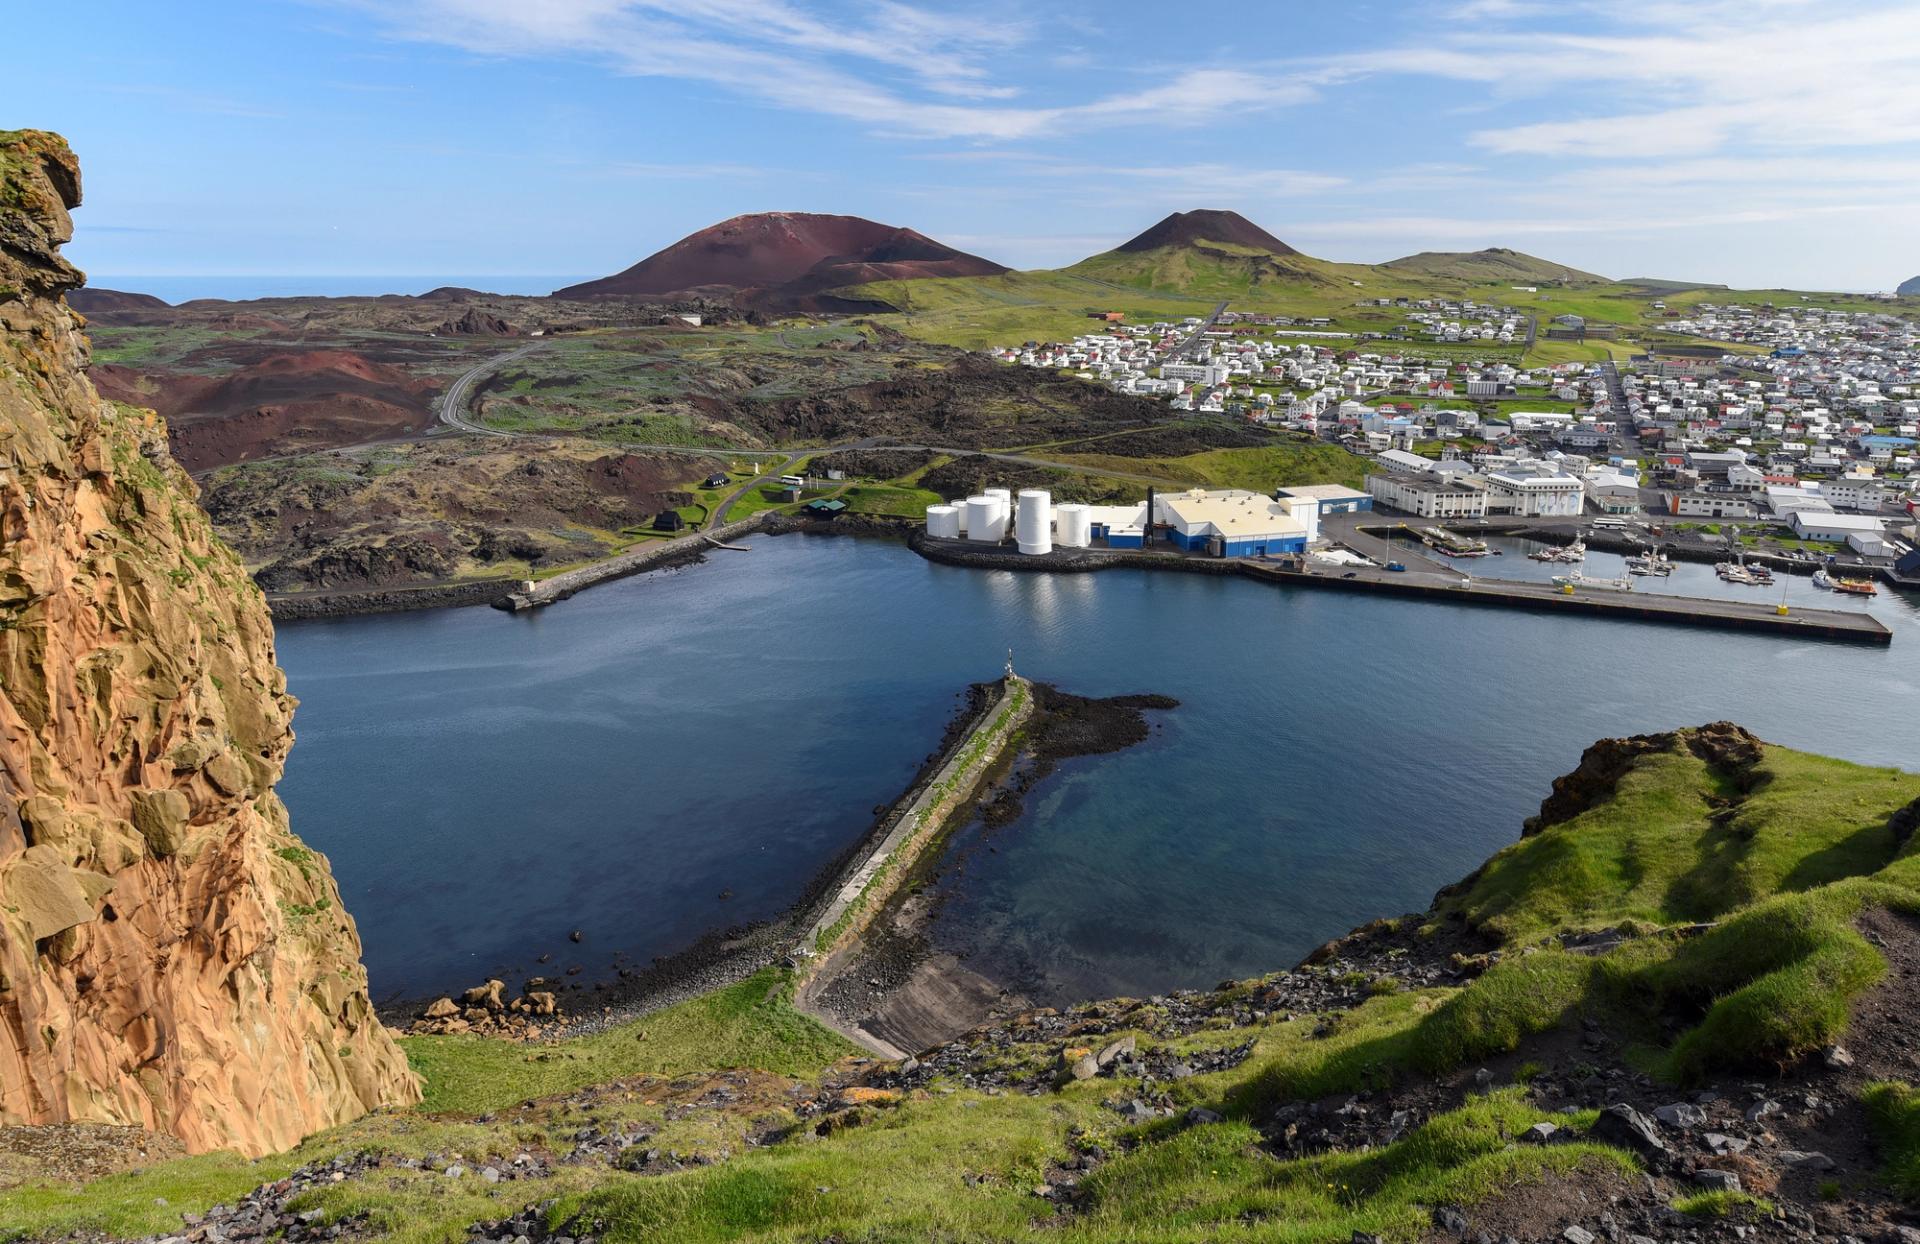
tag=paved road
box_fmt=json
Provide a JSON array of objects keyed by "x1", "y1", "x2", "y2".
[
  {"x1": 1168, "y1": 300, "x2": 1231, "y2": 361},
  {"x1": 436, "y1": 341, "x2": 549, "y2": 436},
  {"x1": 710, "y1": 452, "x2": 807, "y2": 525}
]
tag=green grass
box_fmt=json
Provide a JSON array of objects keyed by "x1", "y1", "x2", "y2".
[
  {"x1": 402, "y1": 968, "x2": 854, "y2": 1114},
  {"x1": 1672, "y1": 1190, "x2": 1775, "y2": 1219},
  {"x1": 1439, "y1": 745, "x2": 1920, "y2": 945},
  {"x1": 555, "y1": 1086, "x2": 1625, "y2": 1244},
  {"x1": 838, "y1": 483, "x2": 945, "y2": 518},
  {"x1": 1864, "y1": 1081, "x2": 1920, "y2": 1201},
  {"x1": 1049, "y1": 442, "x2": 1370, "y2": 492}
]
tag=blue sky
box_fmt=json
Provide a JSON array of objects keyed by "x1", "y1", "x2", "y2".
[{"x1": 11, "y1": 0, "x2": 1920, "y2": 291}]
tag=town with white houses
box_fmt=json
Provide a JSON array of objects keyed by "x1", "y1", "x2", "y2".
[{"x1": 988, "y1": 298, "x2": 1920, "y2": 586}]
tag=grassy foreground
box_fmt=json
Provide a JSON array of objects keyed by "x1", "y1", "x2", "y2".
[{"x1": 7, "y1": 730, "x2": 1920, "y2": 1242}]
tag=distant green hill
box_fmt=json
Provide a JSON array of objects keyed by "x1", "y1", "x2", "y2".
[
  {"x1": 835, "y1": 208, "x2": 1892, "y2": 358},
  {"x1": 1381, "y1": 247, "x2": 1608, "y2": 285}
]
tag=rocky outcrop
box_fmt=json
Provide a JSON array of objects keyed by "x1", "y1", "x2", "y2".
[
  {"x1": 1522, "y1": 721, "x2": 1764, "y2": 836},
  {"x1": 435, "y1": 308, "x2": 515, "y2": 337},
  {"x1": 0, "y1": 129, "x2": 418, "y2": 1156}
]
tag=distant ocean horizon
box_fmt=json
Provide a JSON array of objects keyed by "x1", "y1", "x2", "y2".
[{"x1": 77, "y1": 275, "x2": 595, "y2": 304}]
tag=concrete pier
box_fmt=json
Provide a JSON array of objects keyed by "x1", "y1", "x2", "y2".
[
  {"x1": 496, "y1": 513, "x2": 771, "y2": 610},
  {"x1": 912, "y1": 534, "x2": 1893, "y2": 646},
  {"x1": 1239, "y1": 560, "x2": 1892, "y2": 645}
]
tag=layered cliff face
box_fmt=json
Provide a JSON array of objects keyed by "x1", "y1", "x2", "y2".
[{"x1": 0, "y1": 129, "x2": 418, "y2": 1155}]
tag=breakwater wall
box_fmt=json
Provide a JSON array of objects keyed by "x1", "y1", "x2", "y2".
[
  {"x1": 497, "y1": 513, "x2": 772, "y2": 610},
  {"x1": 796, "y1": 675, "x2": 1032, "y2": 976},
  {"x1": 268, "y1": 577, "x2": 516, "y2": 620}
]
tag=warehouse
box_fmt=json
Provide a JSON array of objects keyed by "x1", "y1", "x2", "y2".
[
  {"x1": 1275, "y1": 482, "x2": 1373, "y2": 517},
  {"x1": 1156, "y1": 489, "x2": 1311, "y2": 557},
  {"x1": 1790, "y1": 511, "x2": 1886, "y2": 543},
  {"x1": 1084, "y1": 502, "x2": 1150, "y2": 548}
]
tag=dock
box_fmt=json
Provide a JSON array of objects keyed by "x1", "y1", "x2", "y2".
[
  {"x1": 1238, "y1": 560, "x2": 1892, "y2": 645},
  {"x1": 496, "y1": 513, "x2": 770, "y2": 611},
  {"x1": 911, "y1": 530, "x2": 1893, "y2": 646}
]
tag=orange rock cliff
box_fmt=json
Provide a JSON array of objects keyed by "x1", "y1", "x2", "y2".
[{"x1": 0, "y1": 129, "x2": 419, "y2": 1156}]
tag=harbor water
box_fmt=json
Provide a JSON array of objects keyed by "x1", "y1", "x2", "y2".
[{"x1": 274, "y1": 533, "x2": 1920, "y2": 1003}]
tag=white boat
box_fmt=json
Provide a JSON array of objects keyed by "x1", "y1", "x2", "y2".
[
  {"x1": 1625, "y1": 552, "x2": 1673, "y2": 576},
  {"x1": 1716, "y1": 561, "x2": 1758, "y2": 586},
  {"x1": 1812, "y1": 567, "x2": 1834, "y2": 589},
  {"x1": 1528, "y1": 539, "x2": 1586, "y2": 564},
  {"x1": 1553, "y1": 571, "x2": 1634, "y2": 592}
]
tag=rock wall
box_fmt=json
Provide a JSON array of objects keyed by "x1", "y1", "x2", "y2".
[{"x1": 0, "y1": 129, "x2": 418, "y2": 1155}]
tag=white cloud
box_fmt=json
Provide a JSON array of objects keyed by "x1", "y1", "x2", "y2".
[
  {"x1": 1331, "y1": 2, "x2": 1920, "y2": 159},
  {"x1": 346, "y1": 1, "x2": 1324, "y2": 141}
]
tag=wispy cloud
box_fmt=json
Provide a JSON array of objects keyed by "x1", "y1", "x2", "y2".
[
  {"x1": 1332, "y1": 2, "x2": 1920, "y2": 158},
  {"x1": 344, "y1": 0, "x2": 1323, "y2": 140}
]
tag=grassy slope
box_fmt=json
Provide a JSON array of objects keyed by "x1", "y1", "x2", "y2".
[
  {"x1": 1441, "y1": 746, "x2": 1920, "y2": 945},
  {"x1": 856, "y1": 237, "x2": 1919, "y2": 356},
  {"x1": 1048, "y1": 442, "x2": 1371, "y2": 491},
  {"x1": 9, "y1": 736, "x2": 1920, "y2": 1242},
  {"x1": 404, "y1": 971, "x2": 856, "y2": 1114}
]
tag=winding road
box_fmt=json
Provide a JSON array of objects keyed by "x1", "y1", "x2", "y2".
[
  {"x1": 435, "y1": 341, "x2": 548, "y2": 437},
  {"x1": 427, "y1": 342, "x2": 1219, "y2": 527}
]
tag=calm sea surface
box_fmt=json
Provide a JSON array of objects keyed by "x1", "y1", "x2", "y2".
[
  {"x1": 84, "y1": 275, "x2": 590, "y2": 303},
  {"x1": 274, "y1": 534, "x2": 1920, "y2": 1002}
]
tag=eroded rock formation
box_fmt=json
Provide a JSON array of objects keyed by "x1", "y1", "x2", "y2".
[{"x1": 0, "y1": 129, "x2": 418, "y2": 1155}]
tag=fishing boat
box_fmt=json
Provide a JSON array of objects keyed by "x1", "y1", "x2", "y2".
[
  {"x1": 1625, "y1": 551, "x2": 1673, "y2": 577},
  {"x1": 1716, "y1": 561, "x2": 1758, "y2": 585},
  {"x1": 1811, "y1": 567, "x2": 1834, "y2": 589},
  {"x1": 1749, "y1": 563, "x2": 1775, "y2": 585},
  {"x1": 1528, "y1": 539, "x2": 1586, "y2": 564},
  {"x1": 1553, "y1": 571, "x2": 1634, "y2": 592},
  {"x1": 1419, "y1": 526, "x2": 1490, "y2": 557},
  {"x1": 1834, "y1": 576, "x2": 1879, "y2": 597}
]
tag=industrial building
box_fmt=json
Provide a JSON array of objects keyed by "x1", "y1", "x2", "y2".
[
  {"x1": 924, "y1": 486, "x2": 1313, "y2": 558},
  {"x1": 1790, "y1": 511, "x2": 1887, "y2": 544},
  {"x1": 1274, "y1": 483, "x2": 1373, "y2": 517},
  {"x1": 1668, "y1": 493, "x2": 1757, "y2": 520},
  {"x1": 1483, "y1": 469, "x2": 1586, "y2": 517},
  {"x1": 1156, "y1": 489, "x2": 1313, "y2": 557},
  {"x1": 1365, "y1": 473, "x2": 1489, "y2": 519}
]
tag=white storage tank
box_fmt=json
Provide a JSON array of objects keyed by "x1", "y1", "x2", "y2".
[
  {"x1": 925, "y1": 505, "x2": 961, "y2": 540},
  {"x1": 966, "y1": 495, "x2": 1007, "y2": 543},
  {"x1": 1055, "y1": 503, "x2": 1092, "y2": 549},
  {"x1": 984, "y1": 487, "x2": 1012, "y2": 528},
  {"x1": 1016, "y1": 489, "x2": 1053, "y2": 555},
  {"x1": 950, "y1": 498, "x2": 969, "y2": 535}
]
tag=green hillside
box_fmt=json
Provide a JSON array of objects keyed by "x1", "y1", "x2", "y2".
[
  {"x1": 12, "y1": 725, "x2": 1920, "y2": 1243},
  {"x1": 842, "y1": 218, "x2": 1917, "y2": 357}
]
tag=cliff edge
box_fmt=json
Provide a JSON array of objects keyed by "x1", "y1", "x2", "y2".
[{"x1": 0, "y1": 129, "x2": 418, "y2": 1155}]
